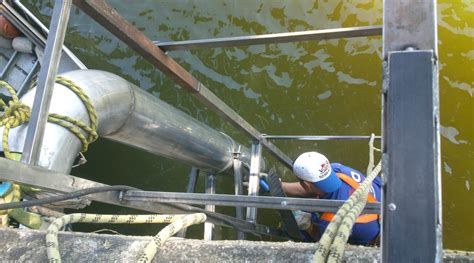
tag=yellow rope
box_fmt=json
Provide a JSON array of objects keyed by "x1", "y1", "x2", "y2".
[
  {"x1": 313, "y1": 134, "x2": 381, "y2": 263},
  {"x1": 0, "y1": 78, "x2": 98, "y2": 228},
  {"x1": 0, "y1": 77, "x2": 98, "y2": 158},
  {"x1": 46, "y1": 213, "x2": 207, "y2": 263}
]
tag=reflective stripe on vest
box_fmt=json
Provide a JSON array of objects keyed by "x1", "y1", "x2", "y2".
[{"x1": 320, "y1": 173, "x2": 379, "y2": 223}]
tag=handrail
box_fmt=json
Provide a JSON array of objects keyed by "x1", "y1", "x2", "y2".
[
  {"x1": 155, "y1": 26, "x2": 382, "y2": 51},
  {"x1": 263, "y1": 135, "x2": 382, "y2": 141}
]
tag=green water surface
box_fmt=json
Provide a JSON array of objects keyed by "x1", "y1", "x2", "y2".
[{"x1": 25, "y1": 0, "x2": 473, "y2": 250}]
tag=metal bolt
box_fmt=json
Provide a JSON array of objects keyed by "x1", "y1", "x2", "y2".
[
  {"x1": 388, "y1": 203, "x2": 397, "y2": 211},
  {"x1": 281, "y1": 201, "x2": 287, "y2": 207}
]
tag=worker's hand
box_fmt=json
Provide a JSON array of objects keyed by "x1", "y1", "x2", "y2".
[{"x1": 293, "y1": 210, "x2": 312, "y2": 230}]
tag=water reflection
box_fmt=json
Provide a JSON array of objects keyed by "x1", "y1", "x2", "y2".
[{"x1": 24, "y1": 0, "x2": 473, "y2": 250}]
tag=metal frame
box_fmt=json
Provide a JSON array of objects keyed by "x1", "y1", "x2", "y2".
[
  {"x1": 263, "y1": 135, "x2": 381, "y2": 141},
  {"x1": 20, "y1": 0, "x2": 72, "y2": 166},
  {"x1": 155, "y1": 26, "x2": 382, "y2": 51},
  {"x1": 204, "y1": 173, "x2": 216, "y2": 240},
  {"x1": 233, "y1": 159, "x2": 245, "y2": 240},
  {"x1": 122, "y1": 191, "x2": 380, "y2": 214},
  {"x1": 0, "y1": 157, "x2": 286, "y2": 238},
  {"x1": 0, "y1": 0, "x2": 441, "y2": 252},
  {"x1": 382, "y1": 0, "x2": 441, "y2": 261},
  {"x1": 0, "y1": 158, "x2": 380, "y2": 214},
  {"x1": 0, "y1": 51, "x2": 18, "y2": 79},
  {"x1": 246, "y1": 141, "x2": 262, "y2": 223},
  {"x1": 176, "y1": 167, "x2": 199, "y2": 238},
  {"x1": 72, "y1": 0, "x2": 294, "y2": 169}
]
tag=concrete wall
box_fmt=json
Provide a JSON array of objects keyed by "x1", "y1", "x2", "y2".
[{"x1": 0, "y1": 229, "x2": 472, "y2": 262}]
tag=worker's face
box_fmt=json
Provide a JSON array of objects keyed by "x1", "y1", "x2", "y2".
[{"x1": 301, "y1": 180, "x2": 325, "y2": 197}]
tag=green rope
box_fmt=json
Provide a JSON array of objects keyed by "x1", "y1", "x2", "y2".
[{"x1": 0, "y1": 77, "x2": 98, "y2": 157}]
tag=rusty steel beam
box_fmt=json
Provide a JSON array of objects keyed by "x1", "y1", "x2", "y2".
[{"x1": 72, "y1": 0, "x2": 199, "y2": 92}]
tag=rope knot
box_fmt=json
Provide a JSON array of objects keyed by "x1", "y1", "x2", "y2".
[
  {"x1": 1, "y1": 100, "x2": 30, "y2": 128},
  {"x1": 1, "y1": 78, "x2": 98, "y2": 156}
]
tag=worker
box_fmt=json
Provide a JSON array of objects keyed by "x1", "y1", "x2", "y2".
[{"x1": 282, "y1": 151, "x2": 381, "y2": 245}]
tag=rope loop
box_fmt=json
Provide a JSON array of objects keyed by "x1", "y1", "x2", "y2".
[{"x1": 0, "y1": 77, "x2": 98, "y2": 156}]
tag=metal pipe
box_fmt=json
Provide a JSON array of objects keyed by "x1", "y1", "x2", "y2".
[
  {"x1": 0, "y1": 69, "x2": 250, "y2": 174},
  {"x1": 155, "y1": 26, "x2": 382, "y2": 51},
  {"x1": 122, "y1": 191, "x2": 381, "y2": 214},
  {"x1": 72, "y1": 0, "x2": 293, "y2": 170},
  {"x1": 262, "y1": 135, "x2": 382, "y2": 141}
]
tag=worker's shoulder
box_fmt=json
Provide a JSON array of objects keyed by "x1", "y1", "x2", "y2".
[{"x1": 331, "y1": 163, "x2": 358, "y2": 174}]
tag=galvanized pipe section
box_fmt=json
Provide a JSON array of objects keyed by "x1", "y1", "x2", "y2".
[{"x1": 0, "y1": 69, "x2": 250, "y2": 174}]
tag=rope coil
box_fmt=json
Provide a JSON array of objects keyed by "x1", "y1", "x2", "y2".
[
  {"x1": 0, "y1": 77, "x2": 98, "y2": 158},
  {"x1": 0, "y1": 78, "x2": 98, "y2": 215},
  {"x1": 46, "y1": 213, "x2": 207, "y2": 263}
]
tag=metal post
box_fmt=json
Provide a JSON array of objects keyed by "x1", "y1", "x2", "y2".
[
  {"x1": 20, "y1": 0, "x2": 72, "y2": 165},
  {"x1": 176, "y1": 167, "x2": 199, "y2": 238},
  {"x1": 233, "y1": 159, "x2": 245, "y2": 240},
  {"x1": 246, "y1": 141, "x2": 262, "y2": 223},
  {"x1": 186, "y1": 167, "x2": 199, "y2": 193},
  {"x1": 204, "y1": 173, "x2": 216, "y2": 240},
  {"x1": 382, "y1": 0, "x2": 441, "y2": 262}
]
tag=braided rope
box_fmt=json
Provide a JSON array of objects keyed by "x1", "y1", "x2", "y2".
[
  {"x1": 46, "y1": 213, "x2": 207, "y2": 263},
  {"x1": 0, "y1": 78, "x2": 98, "y2": 214},
  {"x1": 313, "y1": 134, "x2": 381, "y2": 263},
  {"x1": 326, "y1": 134, "x2": 381, "y2": 262},
  {"x1": 0, "y1": 80, "x2": 30, "y2": 160},
  {"x1": 0, "y1": 77, "x2": 98, "y2": 157}
]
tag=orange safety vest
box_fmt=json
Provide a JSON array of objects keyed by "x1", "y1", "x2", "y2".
[{"x1": 320, "y1": 173, "x2": 379, "y2": 223}]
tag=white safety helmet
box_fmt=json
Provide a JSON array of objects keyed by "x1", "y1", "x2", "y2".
[{"x1": 293, "y1": 152, "x2": 341, "y2": 193}]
